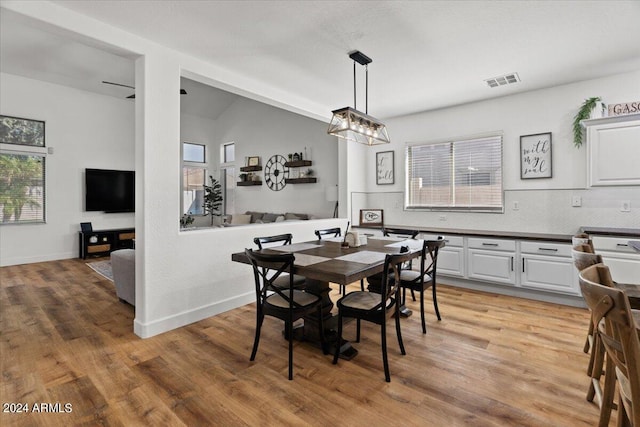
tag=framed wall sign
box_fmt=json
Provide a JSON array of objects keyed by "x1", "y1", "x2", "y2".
[
  {"x1": 376, "y1": 151, "x2": 394, "y2": 185},
  {"x1": 520, "y1": 132, "x2": 552, "y2": 179},
  {"x1": 247, "y1": 156, "x2": 260, "y2": 166},
  {"x1": 359, "y1": 209, "x2": 384, "y2": 227}
]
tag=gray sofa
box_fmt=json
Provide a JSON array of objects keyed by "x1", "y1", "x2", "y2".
[
  {"x1": 111, "y1": 249, "x2": 135, "y2": 306},
  {"x1": 227, "y1": 211, "x2": 314, "y2": 225}
]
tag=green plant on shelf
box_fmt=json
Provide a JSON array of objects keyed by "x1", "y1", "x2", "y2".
[
  {"x1": 180, "y1": 213, "x2": 194, "y2": 228},
  {"x1": 572, "y1": 97, "x2": 601, "y2": 148}
]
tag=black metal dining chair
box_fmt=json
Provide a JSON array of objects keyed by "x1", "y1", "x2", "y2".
[
  {"x1": 254, "y1": 233, "x2": 305, "y2": 289},
  {"x1": 245, "y1": 248, "x2": 325, "y2": 380},
  {"x1": 314, "y1": 227, "x2": 341, "y2": 240},
  {"x1": 314, "y1": 227, "x2": 350, "y2": 294},
  {"x1": 398, "y1": 239, "x2": 446, "y2": 334},
  {"x1": 332, "y1": 251, "x2": 414, "y2": 382}
]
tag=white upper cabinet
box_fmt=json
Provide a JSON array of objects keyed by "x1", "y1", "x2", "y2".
[{"x1": 582, "y1": 113, "x2": 640, "y2": 187}]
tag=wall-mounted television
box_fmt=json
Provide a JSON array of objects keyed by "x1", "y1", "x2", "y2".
[{"x1": 85, "y1": 168, "x2": 135, "y2": 213}]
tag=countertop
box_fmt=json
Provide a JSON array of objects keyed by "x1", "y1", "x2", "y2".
[
  {"x1": 354, "y1": 225, "x2": 573, "y2": 243},
  {"x1": 579, "y1": 227, "x2": 640, "y2": 238},
  {"x1": 353, "y1": 225, "x2": 640, "y2": 242}
]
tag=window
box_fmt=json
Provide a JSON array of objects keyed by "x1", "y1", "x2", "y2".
[
  {"x1": 0, "y1": 153, "x2": 46, "y2": 223},
  {"x1": 405, "y1": 134, "x2": 503, "y2": 212},
  {"x1": 182, "y1": 142, "x2": 206, "y2": 215},
  {"x1": 222, "y1": 142, "x2": 235, "y2": 163},
  {"x1": 220, "y1": 142, "x2": 235, "y2": 215},
  {"x1": 0, "y1": 115, "x2": 47, "y2": 224}
]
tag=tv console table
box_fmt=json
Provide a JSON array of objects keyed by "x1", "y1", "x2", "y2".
[{"x1": 79, "y1": 228, "x2": 135, "y2": 259}]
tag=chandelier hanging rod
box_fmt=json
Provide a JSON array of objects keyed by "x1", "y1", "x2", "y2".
[{"x1": 349, "y1": 50, "x2": 372, "y2": 114}]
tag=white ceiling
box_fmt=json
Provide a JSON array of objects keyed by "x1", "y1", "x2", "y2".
[{"x1": 2, "y1": 1, "x2": 640, "y2": 120}]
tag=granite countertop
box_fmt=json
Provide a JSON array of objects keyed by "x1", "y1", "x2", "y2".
[{"x1": 579, "y1": 227, "x2": 640, "y2": 238}]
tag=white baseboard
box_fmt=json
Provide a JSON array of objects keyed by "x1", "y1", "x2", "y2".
[
  {"x1": 0, "y1": 251, "x2": 76, "y2": 267},
  {"x1": 133, "y1": 292, "x2": 255, "y2": 338}
]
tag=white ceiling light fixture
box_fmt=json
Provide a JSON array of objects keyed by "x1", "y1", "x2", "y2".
[{"x1": 328, "y1": 51, "x2": 390, "y2": 146}]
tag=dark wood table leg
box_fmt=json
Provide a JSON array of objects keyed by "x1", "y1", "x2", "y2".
[{"x1": 300, "y1": 279, "x2": 358, "y2": 360}]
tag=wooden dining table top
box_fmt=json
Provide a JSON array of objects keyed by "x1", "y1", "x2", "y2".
[{"x1": 231, "y1": 237, "x2": 422, "y2": 286}]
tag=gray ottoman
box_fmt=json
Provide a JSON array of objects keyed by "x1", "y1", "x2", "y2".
[{"x1": 110, "y1": 249, "x2": 135, "y2": 306}]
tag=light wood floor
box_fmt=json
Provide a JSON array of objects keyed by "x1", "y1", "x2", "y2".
[{"x1": 1, "y1": 258, "x2": 609, "y2": 426}]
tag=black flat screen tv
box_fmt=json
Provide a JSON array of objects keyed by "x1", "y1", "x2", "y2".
[{"x1": 85, "y1": 168, "x2": 135, "y2": 213}]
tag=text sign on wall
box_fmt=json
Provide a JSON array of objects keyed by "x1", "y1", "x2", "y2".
[
  {"x1": 608, "y1": 102, "x2": 639, "y2": 116},
  {"x1": 520, "y1": 132, "x2": 552, "y2": 179}
]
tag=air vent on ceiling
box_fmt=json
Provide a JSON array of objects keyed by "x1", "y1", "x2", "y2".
[{"x1": 485, "y1": 73, "x2": 520, "y2": 88}]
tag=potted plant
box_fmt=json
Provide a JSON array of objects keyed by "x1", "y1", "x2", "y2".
[
  {"x1": 203, "y1": 175, "x2": 223, "y2": 226},
  {"x1": 573, "y1": 97, "x2": 604, "y2": 148},
  {"x1": 180, "y1": 213, "x2": 194, "y2": 228}
]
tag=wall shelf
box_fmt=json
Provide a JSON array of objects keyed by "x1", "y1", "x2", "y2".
[
  {"x1": 237, "y1": 180, "x2": 262, "y2": 186},
  {"x1": 285, "y1": 160, "x2": 312, "y2": 168},
  {"x1": 285, "y1": 178, "x2": 317, "y2": 184},
  {"x1": 240, "y1": 165, "x2": 263, "y2": 172}
]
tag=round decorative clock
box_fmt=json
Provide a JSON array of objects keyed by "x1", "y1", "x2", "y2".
[{"x1": 264, "y1": 154, "x2": 289, "y2": 191}]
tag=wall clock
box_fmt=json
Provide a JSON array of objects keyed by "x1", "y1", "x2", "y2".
[{"x1": 264, "y1": 154, "x2": 289, "y2": 191}]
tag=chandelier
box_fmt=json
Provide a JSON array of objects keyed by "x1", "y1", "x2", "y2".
[{"x1": 327, "y1": 51, "x2": 390, "y2": 145}]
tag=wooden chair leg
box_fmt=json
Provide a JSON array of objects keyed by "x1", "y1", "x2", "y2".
[
  {"x1": 381, "y1": 320, "x2": 390, "y2": 382},
  {"x1": 432, "y1": 284, "x2": 442, "y2": 321},
  {"x1": 360, "y1": 279, "x2": 365, "y2": 291},
  {"x1": 395, "y1": 305, "x2": 406, "y2": 355},
  {"x1": 420, "y1": 288, "x2": 427, "y2": 334},
  {"x1": 584, "y1": 319, "x2": 594, "y2": 354},
  {"x1": 597, "y1": 356, "x2": 616, "y2": 427},
  {"x1": 250, "y1": 313, "x2": 264, "y2": 361}
]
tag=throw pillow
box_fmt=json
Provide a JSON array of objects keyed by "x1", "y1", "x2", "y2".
[
  {"x1": 284, "y1": 213, "x2": 301, "y2": 220},
  {"x1": 230, "y1": 214, "x2": 252, "y2": 225},
  {"x1": 262, "y1": 213, "x2": 282, "y2": 223},
  {"x1": 275, "y1": 215, "x2": 285, "y2": 222}
]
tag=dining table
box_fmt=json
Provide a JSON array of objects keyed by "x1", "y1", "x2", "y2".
[{"x1": 231, "y1": 236, "x2": 423, "y2": 359}]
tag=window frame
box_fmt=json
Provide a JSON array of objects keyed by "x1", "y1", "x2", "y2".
[
  {"x1": 404, "y1": 133, "x2": 504, "y2": 213},
  {"x1": 0, "y1": 144, "x2": 47, "y2": 225},
  {"x1": 181, "y1": 141, "x2": 208, "y2": 216}
]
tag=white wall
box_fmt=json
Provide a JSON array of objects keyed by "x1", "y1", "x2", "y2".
[
  {"x1": 215, "y1": 96, "x2": 338, "y2": 218},
  {"x1": 353, "y1": 70, "x2": 640, "y2": 234},
  {"x1": 0, "y1": 73, "x2": 135, "y2": 266}
]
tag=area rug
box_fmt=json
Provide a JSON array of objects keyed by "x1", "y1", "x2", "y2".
[{"x1": 87, "y1": 260, "x2": 114, "y2": 282}]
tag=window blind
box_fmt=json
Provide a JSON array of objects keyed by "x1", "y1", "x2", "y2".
[
  {"x1": 406, "y1": 135, "x2": 503, "y2": 212},
  {"x1": 0, "y1": 152, "x2": 46, "y2": 223}
]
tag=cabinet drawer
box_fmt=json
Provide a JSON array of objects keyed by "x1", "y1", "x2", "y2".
[
  {"x1": 592, "y1": 236, "x2": 638, "y2": 254},
  {"x1": 420, "y1": 234, "x2": 464, "y2": 247},
  {"x1": 119, "y1": 232, "x2": 135, "y2": 240},
  {"x1": 87, "y1": 244, "x2": 111, "y2": 253},
  {"x1": 468, "y1": 238, "x2": 515, "y2": 251},
  {"x1": 520, "y1": 241, "x2": 571, "y2": 257}
]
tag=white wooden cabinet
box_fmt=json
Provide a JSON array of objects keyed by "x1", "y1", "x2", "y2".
[
  {"x1": 421, "y1": 234, "x2": 465, "y2": 277},
  {"x1": 519, "y1": 241, "x2": 579, "y2": 296},
  {"x1": 583, "y1": 113, "x2": 640, "y2": 187},
  {"x1": 592, "y1": 236, "x2": 640, "y2": 284},
  {"x1": 467, "y1": 238, "x2": 516, "y2": 285}
]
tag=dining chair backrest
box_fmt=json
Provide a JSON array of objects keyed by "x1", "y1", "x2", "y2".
[
  {"x1": 379, "y1": 251, "x2": 417, "y2": 309},
  {"x1": 418, "y1": 239, "x2": 446, "y2": 280},
  {"x1": 572, "y1": 243, "x2": 603, "y2": 272},
  {"x1": 314, "y1": 227, "x2": 341, "y2": 240},
  {"x1": 579, "y1": 262, "x2": 615, "y2": 289},
  {"x1": 382, "y1": 227, "x2": 419, "y2": 240},
  {"x1": 245, "y1": 248, "x2": 296, "y2": 304},
  {"x1": 572, "y1": 233, "x2": 594, "y2": 253},
  {"x1": 579, "y1": 264, "x2": 640, "y2": 426},
  {"x1": 253, "y1": 233, "x2": 293, "y2": 250}
]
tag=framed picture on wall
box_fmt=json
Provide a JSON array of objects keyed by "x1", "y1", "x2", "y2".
[
  {"x1": 520, "y1": 132, "x2": 552, "y2": 179},
  {"x1": 248, "y1": 156, "x2": 260, "y2": 167},
  {"x1": 0, "y1": 115, "x2": 45, "y2": 147},
  {"x1": 359, "y1": 209, "x2": 384, "y2": 227},
  {"x1": 376, "y1": 151, "x2": 394, "y2": 185}
]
